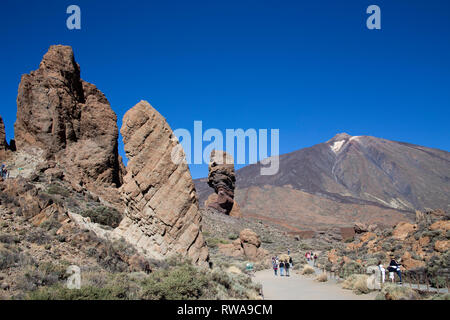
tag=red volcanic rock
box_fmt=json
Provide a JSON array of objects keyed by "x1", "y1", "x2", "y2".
[
  {"x1": 207, "y1": 150, "x2": 241, "y2": 217},
  {"x1": 116, "y1": 100, "x2": 209, "y2": 266},
  {"x1": 14, "y1": 45, "x2": 123, "y2": 189},
  {"x1": 0, "y1": 116, "x2": 7, "y2": 151}
]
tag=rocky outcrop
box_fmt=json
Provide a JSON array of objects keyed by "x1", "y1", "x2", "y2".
[
  {"x1": 14, "y1": 45, "x2": 123, "y2": 189},
  {"x1": 0, "y1": 116, "x2": 8, "y2": 161},
  {"x1": 116, "y1": 100, "x2": 209, "y2": 266},
  {"x1": 206, "y1": 150, "x2": 241, "y2": 218},
  {"x1": 218, "y1": 228, "x2": 267, "y2": 261},
  {"x1": 0, "y1": 116, "x2": 7, "y2": 151}
]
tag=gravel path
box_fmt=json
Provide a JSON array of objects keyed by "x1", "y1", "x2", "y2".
[{"x1": 253, "y1": 268, "x2": 378, "y2": 300}]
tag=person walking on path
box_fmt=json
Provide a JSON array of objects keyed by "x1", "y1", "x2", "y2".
[
  {"x1": 279, "y1": 261, "x2": 285, "y2": 276},
  {"x1": 289, "y1": 256, "x2": 293, "y2": 269},
  {"x1": 378, "y1": 261, "x2": 386, "y2": 283},
  {"x1": 313, "y1": 254, "x2": 318, "y2": 267},
  {"x1": 272, "y1": 257, "x2": 278, "y2": 276},
  {"x1": 285, "y1": 259, "x2": 290, "y2": 277},
  {"x1": 388, "y1": 257, "x2": 402, "y2": 284},
  {"x1": 305, "y1": 252, "x2": 310, "y2": 262}
]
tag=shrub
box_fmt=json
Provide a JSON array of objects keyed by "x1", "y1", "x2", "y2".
[
  {"x1": 339, "y1": 261, "x2": 364, "y2": 278},
  {"x1": 375, "y1": 283, "x2": 420, "y2": 300},
  {"x1": 227, "y1": 233, "x2": 239, "y2": 240},
  {"x1": 301, "y1": 265, "x2": 315, "y2": 275},
  {"x1": 315, "y1": 273, "x2": 328, "y2": 282},
  {"x1": 0, "y1": 233, "x2": 20, "y2": 244},
  {"x1": 26, "y1": 229, "x2": 52, "y2": 245},
  {"x1": 80, "y1": 206, "x2": 122, "y2": 228},
  {"x1": 15, "y1": 262, "x2": 67, "y2": 292},
  {"x1": 206, "y1": 238, "x2": 229, "y2": 249},
  {"x1": 342, "y1": 274, "x2": 369, "y2": 294},
  {"x1": 140, "y1": 263, "x2": 211, "y2": 300},
  {"x1": 46, "y1": 184, "x2": 70, "y2": 197}
]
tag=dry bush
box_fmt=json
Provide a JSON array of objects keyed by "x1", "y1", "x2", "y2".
[
  {"x1": 376, "y1": 283, "x2": 420, "y2": 300},
  {"x1": 301, "y1": 264, "x2": 315, "y2": 275},
  {"x1": 342, "y1": 274, "x2": 370, "y2": 294},
  {"x1": 315, "y1": 273, "x2": 328, "y2": 282}
]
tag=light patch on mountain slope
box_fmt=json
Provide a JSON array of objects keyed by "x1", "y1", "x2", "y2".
[{"x1": 330, "y1": 140, "x2": 346, "y2": 153}]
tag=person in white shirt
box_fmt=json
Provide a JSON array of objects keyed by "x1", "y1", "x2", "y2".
[{"x1": 378, "y1": 260, "x2": 386, "y2": 283}]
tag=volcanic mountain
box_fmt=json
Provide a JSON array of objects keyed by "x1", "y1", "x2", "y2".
[{"x1": 194, "y1": 133, "x2": 450, "y2": 232}]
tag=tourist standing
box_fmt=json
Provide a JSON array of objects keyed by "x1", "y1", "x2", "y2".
[
  {"x1": 378, "y1": 261, "x2": 386, "y2": 283},
  {"x1": 285, "y1": 259, "x2": 290, "y2": 277},
  {"x1": 279, "y1": 261, "x2": 285, "y2": 276},
  {"x1": 389, "y1": 257, "x2": 402, "y2": 284},
  {"x1": 313, "y1": 254, "x2": 318, "y2": 266},
  {"x1": 272, "y1": 257, "x2": 278, "y2": 276}
]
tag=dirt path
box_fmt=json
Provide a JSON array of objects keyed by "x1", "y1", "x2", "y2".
[{"x1": 253, "y1": 268, "x2": 378, "y2": 300}]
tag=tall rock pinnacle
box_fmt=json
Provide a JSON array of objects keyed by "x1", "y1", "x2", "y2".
[
  {"x1": 116, "y1": 101, "x2": 209, "y2": 266},
  {"x1": 14, "y1": 45, "x2": 123, "y2": 188},
  {"x1": 206, "y1": 150, "x2": 242, "y2": 218}
]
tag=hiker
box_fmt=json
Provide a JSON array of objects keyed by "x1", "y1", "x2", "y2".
[
  {"x1": 272, "y1": 257, "x2": 278, "y2": 276},
  {"x1": 388, "y1": 257, "x2": 402, "y2": 284},
  {"x1": 279, "y1": 261, "x2": 285, "y2": 276},
  {"x1": 313, "y1": 254, "x2": 318, "y2": 266},
  {"x1": 378, "y1": 261, "x2": 386, "y2": 283},
  {"x1": 306, "y1": 252, "x2": 311, "y2": 261},
  {"x1": 285, "y1": 259, "x2": 290, "y2": 277},
  {"x1": 289, "y1": 256, "x2": 293, "y2": 269}
]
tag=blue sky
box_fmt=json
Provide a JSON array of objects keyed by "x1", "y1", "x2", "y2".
[{"x1": 0, "y1": 0, "x2": 449, "y2": 178}]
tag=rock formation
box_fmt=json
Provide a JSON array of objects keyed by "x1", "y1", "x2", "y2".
[
  {"x1": 116, "y1": 100, "x2": 209, "y2": 266},
  {"x1": 218, "y1": 228, "x2": 268, "y2": 261},
  {"x1": 0, "y1": 116, "x2": 7, "y2": 150},
  {"x1": 206, "y1": 150, "x2": 241, "y2": 218},
  {"x1": 14, "y1": 45, "x2": 123, "y2": 189}
]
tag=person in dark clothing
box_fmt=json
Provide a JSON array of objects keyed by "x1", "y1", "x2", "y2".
[
  {"x1": 313, "y1": 254, "x2": 318, "y2": 266},
  {"x1": 279, "y1": 261, "x2": 285, "y2": 276},
  {"x1": 285, "y1": 259, "x2": 290, "y2": 277},
  {"x1": 388, "y1": 258, "x2": 402, "y2": 284}
]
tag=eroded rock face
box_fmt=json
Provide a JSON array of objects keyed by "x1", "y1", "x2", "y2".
[
  {"x1": 14, "y1": 45, "x2": 123, "y2": 189},
  {"x1": 116, "y1": 100, "x2": 209, "y2": 266},
  {"x1": 206, "y1": 150, "x2": 241, "y2": 218}
]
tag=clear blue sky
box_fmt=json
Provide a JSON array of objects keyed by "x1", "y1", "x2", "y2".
[{"x1": 0, "y1": 0, "x2": 449, "y2": 178}]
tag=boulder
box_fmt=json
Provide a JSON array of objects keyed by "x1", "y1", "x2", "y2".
[
  {"x1": 206, "y1": 150, "x2": 241, "y2": 217},
  {"x1": 354, "y1": 222, "x2": 368, "y2": 234},
  {"x1": 14, "y1": 45, "x2": 123, "y2": 189},
  {"x1": 115, "y1": 100, "x2": 209, "y2": 266},
  {"x1": 434, "y1": 240, "x2": 450, "y2": 253},
  {"x1": 218, "y1": 228, "x2": 267, "y2": 261},
  {"x1": 392, "y1": 222, "x2": 417, "y2": 240}
]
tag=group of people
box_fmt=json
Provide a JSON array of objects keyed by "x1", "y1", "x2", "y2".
[
  {"x1": 1, "y1": 164, "x2": 8, "y2": 179},
  {"x1": 271, "y1": 255, "x2": 294, "y2": 277},
  {"x1": 378, "y1": 257, "x2": 403, "y2": 284},
  {"x1": 305, "y1": 251, "x2": 318, "y2": 266}
]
